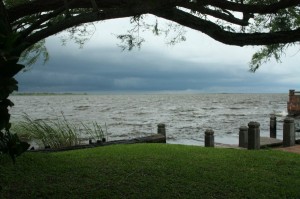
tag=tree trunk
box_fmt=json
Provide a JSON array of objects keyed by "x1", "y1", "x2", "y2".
[{"x1": 0, "y1": 2, "x2": 29, "y2": 161}]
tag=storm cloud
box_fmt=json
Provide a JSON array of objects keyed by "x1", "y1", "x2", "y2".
[{"x1": 15, "y1": 17, "x2": 300, "y2": 93}]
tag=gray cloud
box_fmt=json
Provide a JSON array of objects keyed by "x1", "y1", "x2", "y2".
[
  {"x1": 15, "y1": 19, "x2": 299, "y2": 94},
  {"x1": 15, "y1": 44, "x2": 293, "y2": 93}
]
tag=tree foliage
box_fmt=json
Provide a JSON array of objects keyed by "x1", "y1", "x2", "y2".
[{"x1": 2, "y1": 0, "x2": 300, "y2": 70}]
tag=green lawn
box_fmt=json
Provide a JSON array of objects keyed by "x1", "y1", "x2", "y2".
[{"x1": 1, "y1": 144, "x2": 300, "y2": 198}]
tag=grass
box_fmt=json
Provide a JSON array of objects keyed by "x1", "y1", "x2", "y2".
[
  {"x1": 11, "y1": 114, "x2": 107, "y2": 149},
  {"x1": 80, "y1": 121, "x2": 107, "y2": 142},
  {"x1": 1, "y1": 144, "x2": 300, "y2": 198}
]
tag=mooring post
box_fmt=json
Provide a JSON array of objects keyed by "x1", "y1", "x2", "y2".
[
  {"x1": 270, "y1": 115, "x2": 277, "y2": 138},
  {"x1": 157, "y1": 123, "x2": 166, "y2": 137},
  {"x1": 248, "y1": 122, "x2": 260, "y2": 150},
  {"x1": 239, "y1": 126, "x2": 248, "y2": 148},
  {"x1": 205, "y1": 129, "x2": 214, "y2": 147},
  {"x1": 283, "y1": 117, "x2": 295, "y2": 147}
]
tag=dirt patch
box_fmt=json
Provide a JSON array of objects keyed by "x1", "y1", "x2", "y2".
[{"x1": 275, "y1": 145, "x2": 300, "y2": 154}]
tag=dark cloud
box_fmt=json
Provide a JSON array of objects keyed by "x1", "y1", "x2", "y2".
[
  {"x1": 13, "y1": 17, "x2": 300, "y2": 93},
  {"x1": 15, "y1": 43, "x2": 294, "y2": 93}
]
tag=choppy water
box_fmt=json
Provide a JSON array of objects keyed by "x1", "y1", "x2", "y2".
[{"x1": 9, "y1": 93, "x2": 299, "y2": 146}]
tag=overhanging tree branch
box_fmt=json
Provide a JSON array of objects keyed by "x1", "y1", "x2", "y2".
[
  {"x1": 8, "y1": 0, "x2": 300, "y2": 24},
  {"x1": 2, "y1": 0, "x2": 300, "y2": 66},
  {"x1": 19, "y1": 7, "x2": 67, "y2": 39},
  {"x1": 7, "y1": 0, "x2": 181, "y2": 23},
  {"x1": 180, "y1": 3, "x2": 250, "y2": 26},
  {"x1": 189, "y1": 0, "x2": 300, "y2": 14},
  {"x1": 24, "y1": 6, "x2": 159, "y2": 47},
  {"x1": 154, "y1": 8, "x2": 300, "y2": 46}
]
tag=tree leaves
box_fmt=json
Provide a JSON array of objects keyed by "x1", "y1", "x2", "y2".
[
  {"x1": 19, "y1": 39, "x2": 49, "y2": 70},
  {"x1": 249, "y1": 43, "x2": 290, "y2": 72},
  {"x1": 116, "y1": 34, "x2": 144, "y2": 51}
]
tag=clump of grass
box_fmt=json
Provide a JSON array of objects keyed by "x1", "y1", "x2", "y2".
[
  {"x1": 12, "y1": 114, "x2": 107, "y2": 149},
  {"x1": 80, "y1": 122, "x2": 107, "y2": 142},
  {"x1": 15, "y1": 114, "x2": 79, "y2": 149}
]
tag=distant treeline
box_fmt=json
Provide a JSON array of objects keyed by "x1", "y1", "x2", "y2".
[{"x1": 12, "y1": 92, "x2": 88, "y2": 96}]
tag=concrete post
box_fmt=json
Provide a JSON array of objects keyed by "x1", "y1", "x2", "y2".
[
  {"x1": 283, "y1": 118, "x2": 295, "y2": 147},
  {"x1": 239, "y1": 126, "x2": 248, "y2": 148},
  {"x1": 270, "y1": 115, "x2": 277, "y2": 138},
  {"x1": 157, "y1": 123, "x2": 166, "y2": 137},
  {"x1": 248, "y1": 122, "x2": 260, "y2": 150},
  {"x1": 205, "y1": 129, "x2": 214, "y2": 147}
]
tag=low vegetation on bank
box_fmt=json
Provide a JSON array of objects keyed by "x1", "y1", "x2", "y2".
[
  {"x1": 12, "y1": 114, "x2": 107, "y2": 149},
  {"x1": 1, "y1": 144, "x2": 300, "y2": 198}
]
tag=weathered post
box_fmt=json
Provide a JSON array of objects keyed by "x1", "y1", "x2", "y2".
[
  {"x1": 205, "y1": 129, "x2": 214, "y2": 147},
  {"x1": 157, "y1": 123, "x2": 166, "y2": 137},
  {"x1": 239, "y1": 126, "x2": 248, "y2": 148},
  {"x1": 283, "y1": 118, "x2": 295, "y2": 147},
  {"x1": 270, "y1": 115, "x2": 277, "y2": 138},
  {"x1": 248, "y1": 122, "x2": 260, "y2": 150}
]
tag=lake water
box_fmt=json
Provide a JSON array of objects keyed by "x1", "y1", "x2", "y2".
[{"x1": 9, "y1": 93, "x2": 300, "y2": 146}]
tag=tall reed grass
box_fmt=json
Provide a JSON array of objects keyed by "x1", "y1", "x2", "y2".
[
  {"x1": 12, "y1": 114, "x2": 107, "y2": 149},
  {"x1": 80, "y1": 122, "x2": 107, "y2": 142}
]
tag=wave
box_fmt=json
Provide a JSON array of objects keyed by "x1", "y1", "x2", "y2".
[
  {"x1": 202, "y1": 107, "x2": 220, "y2": 110},
  {"x1": 220, "y1": 114, "x2": 246, "y2": 117},
  {"x1": 272, "y1": 110, "x2": 288, "y2": 117},
  {"x1": 74, "y1": 106, "x2": 90, "y2": 111},
  {"x1": 229, "y1": 107, "x2": 245, "y2": 110}
]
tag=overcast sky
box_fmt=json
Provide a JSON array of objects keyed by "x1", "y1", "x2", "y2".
[{"x1": 16, "y1": 16, "x2": 300, "y2": 93}]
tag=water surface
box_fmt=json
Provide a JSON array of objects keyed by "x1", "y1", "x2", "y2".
[{"x1": 10, "y1": 93, "x2": 296, "y2": 146}]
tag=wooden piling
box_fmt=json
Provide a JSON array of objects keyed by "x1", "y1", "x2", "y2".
[
  {"x1": 239, "y1": 126, "x2": 248, "y2": 148},
  {"x1": 157, "y1": 123, "x2": 166, "y2": 137},
  {"x1": 248, "y1": 122, "x2": 260, "y2": 150},
  {"x1": 205, "y1": 129, "x2": 214, "y2": 147},
  {"x1": 270, "y1": 115, "x2": 277, "y2": 138},
  {"x1": 283, "y1": 117, "x2": 295, "y2": 147}
]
